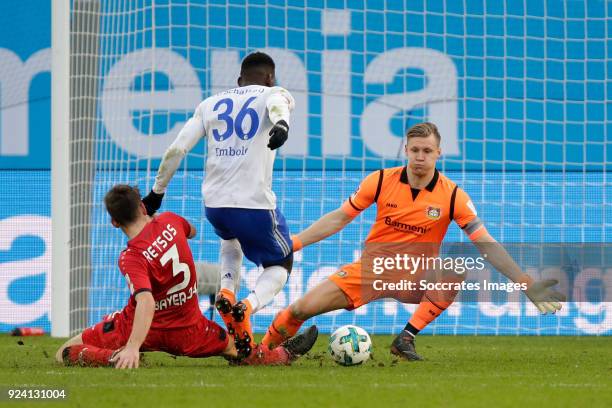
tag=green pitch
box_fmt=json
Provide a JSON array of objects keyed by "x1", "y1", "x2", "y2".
[{"x1": 1, "y1": 334, "x2": 610, "y2": 407}]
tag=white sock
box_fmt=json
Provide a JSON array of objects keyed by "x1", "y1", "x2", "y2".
[
  {"x1": 246, "y1": 265, "x2": 288, "y2": 313},
  {"x1": 219, "y1": 239, "x2": 243, "y2": 293}
]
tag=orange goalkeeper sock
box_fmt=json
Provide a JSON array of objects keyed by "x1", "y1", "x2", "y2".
[
  {"x1": 405, "y1": 299, "x2": 451, "y2": 336},
  {"x1": 261, "y1": 308, "x2": 304, "y2": 350}
]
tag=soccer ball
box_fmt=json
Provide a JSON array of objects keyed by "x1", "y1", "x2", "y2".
[{"x1": 328, "y1": 325, "x2": 372, "y2": 366}]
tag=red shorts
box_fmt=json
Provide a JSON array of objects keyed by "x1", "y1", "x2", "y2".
[{"x1": 81, "y1": 312, "x2": 229, "y2": 358}]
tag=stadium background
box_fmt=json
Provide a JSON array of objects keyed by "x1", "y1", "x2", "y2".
[{"x1": 0, "y1": 0, "x2": 609, "y2": 335}]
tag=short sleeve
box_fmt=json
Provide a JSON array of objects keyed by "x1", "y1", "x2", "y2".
[
  {"x1": 177, "y1": 215, "x2": 191, "y2": 237},
  {"x1": 119, "y1": 249, "x2": 152, "y2": 295},
  {"x1": 453, "y1": 188, "x2": 488, "y2": 240},
  {"x1": 159, "y1": 212, "x2": 191, "y2": 238},
  {"x1": 453, "y1": 188, "x2": 478, "y2": 228},
  {"x1": 341, "y1": 170, "x2": 381, "y2": 217}
]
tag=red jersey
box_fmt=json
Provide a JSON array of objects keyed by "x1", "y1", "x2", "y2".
[{"x1": 118, "y1": 212, "x2": 201, "y2": 329}]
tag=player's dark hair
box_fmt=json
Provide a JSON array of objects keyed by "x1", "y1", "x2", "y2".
[
  {"x1": 406, "y1": 122, "x2": 441, "y2": 145},
  {"x1": 104, "y1": 184, "x2": 142, "y2": 226},
  {"x1": 240, "y1": 51, "x2": 275, "y2": 76}
]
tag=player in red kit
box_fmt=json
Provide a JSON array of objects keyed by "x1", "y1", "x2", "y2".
[{"x1": 55, "y1": 185, "x2": 317, "y2": 368}]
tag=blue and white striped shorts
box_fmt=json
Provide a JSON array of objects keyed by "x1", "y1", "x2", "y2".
[{"x1": 205, "y1": 206, "x2": 292, "y2": 267}]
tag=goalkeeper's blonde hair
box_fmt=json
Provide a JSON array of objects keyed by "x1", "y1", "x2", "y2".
[{"x1": 406, "y1": 122, "x2": 441, "y2": 146}]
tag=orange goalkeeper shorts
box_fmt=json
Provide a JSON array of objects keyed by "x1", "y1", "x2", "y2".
[
  {"x1": 328, "y1": 262, "x2": 366, "y2": 310},
  {"x1": 328, "y1": 261, "x2": 457, "y2": 310}
]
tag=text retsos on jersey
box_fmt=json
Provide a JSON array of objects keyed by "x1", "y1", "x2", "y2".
[{"x1": 141, "y1": 223, "x2": 178, "y2": 261}]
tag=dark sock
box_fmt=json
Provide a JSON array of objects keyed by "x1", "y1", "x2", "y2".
[{"x1": 403, "y1": 323, "x2": 420, "y2": 337}]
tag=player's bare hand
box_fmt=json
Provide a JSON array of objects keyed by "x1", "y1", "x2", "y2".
[
  {"x1": 524, "y1": 279, "x2": 566, "y2": 314},
  {"x1": 110, "y1": 345, "x2": 140, "y2": 369}
]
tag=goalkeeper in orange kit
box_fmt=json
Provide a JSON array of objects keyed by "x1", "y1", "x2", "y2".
[{"x1": 261, "y1": 122, "x2": 565, "y2": 360}]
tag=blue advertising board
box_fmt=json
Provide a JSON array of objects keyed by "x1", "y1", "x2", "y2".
[{"x1": 0, "y1": 0, "x2": 609, "y2": 335}]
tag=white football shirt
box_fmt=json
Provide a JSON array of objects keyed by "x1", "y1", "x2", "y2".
[{"x1": 152, "y1": 85, "x2": 295, "y2": 209}]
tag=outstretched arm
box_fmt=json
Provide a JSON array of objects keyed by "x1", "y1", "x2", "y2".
[
  {"x1": 472, "y1": 233, "x2": 565, "y2": 314},
  {"x1": 110, "y1": 291, "x2": 155, "y2": 369},
  {"x1": 266, "y1": 87, "x2": 295, "y2": 150},
  {"x1": 293, "y1": 170, "x2": 382, "y2": 251},
  {"x1": 472, "y1": 233, "x2": 529, "y2": 285},
  {"x1": 142, "y1": 109, "x2": 206, "y2": 215},
  {"x1": 153, "y1": 114, "x2": 205, "y2": 193},
  {"x1": 454, "y1": 188, "x2": 565, "y2": 314},
  {"x1": 293, "y1": 208, "x2": 354, "y2": 250},
  {"x1": 266, "y1": 87, "x2": 294, "y2": 125}
]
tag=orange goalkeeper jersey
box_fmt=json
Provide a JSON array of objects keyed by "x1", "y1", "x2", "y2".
[
  {"x1": 331, "y1": 166, "x2": 487, "y2": 309},
  {"x1": 341, "y1": 166, "x2": 485, "y2": 244}
]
